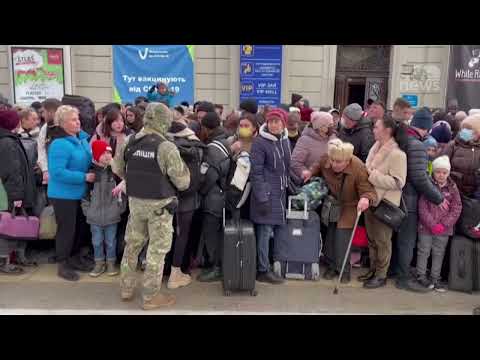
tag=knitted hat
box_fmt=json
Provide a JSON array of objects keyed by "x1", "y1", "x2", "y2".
[
  {"x1": 461, "y1": 114, "x2": 480, "y2": 134},
  {"x1": 311, "y1": 111, "x2": 333, "y2": 130},
  {"x1": 432, "y1": 155, "x2": 451, "y2": 173},
  {"x1": 411, "y1": 107, "x2": 433, "y2": 130},
  {"x1": 300, "y1": 107, "x2": 314, "y2": 122},
  {"x1": 343, "y1": 103, "x2": 363, "y2": 122},
  {"x1": 430, "y1": 121, "x2": 452, "y2": 144},
  {"x1": 291, "y1": 93, "x2": 303, "y2": 106},
  {"x1": 239, "y1": 98, "x2": 258, "y2": 114},
  {"x1": 196, "y1": 101, "x2": 215, "y2": 113},
  {"x1": 0, "y1": 110, "x2": 20, "y2": 131},
  {"x1": 423, "y1": 135, "x2": 438, "y2": 149},
  {"x1": 201, "y1": 112, "x2": 221, "y2": 129},
  {"x1": 91, "y1": 140, "x2": 112, "y2": 162},
  {"x1": 266, "y1": 108, "x2": 288, "y2": 127}
]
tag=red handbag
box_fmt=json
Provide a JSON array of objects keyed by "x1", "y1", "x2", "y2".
[{"x1": 352, "y1": 226, "x2": 368, "y2": 248}]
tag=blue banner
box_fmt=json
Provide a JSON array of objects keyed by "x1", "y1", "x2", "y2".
[
  {"x1": 240, "y1": 45, "x2": 283, "y2": 107},
  {"x1": 113, "y1": 45, "x2": 195, "y2": 106}
]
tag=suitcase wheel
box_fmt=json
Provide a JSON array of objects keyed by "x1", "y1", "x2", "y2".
[
  {"x1": 250, "y1": 290, "x2": 258, "y2": 297},
  {"x1": 224, "y1": 290, "x2": 232, "y2": 297},
  {"x1": 273, "y1": 261, "x2": 282, "y2": 278},
  {"x1": 311, "y1": 263, "x2": 320, "y2": 281}
]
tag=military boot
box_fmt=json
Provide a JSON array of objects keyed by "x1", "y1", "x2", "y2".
[
  {"x1": 167, "y1": 266, "x2": 192, "y2": 289},
  {"x1": 142, "y1": 293, "x2": 176, "y2": 310}
]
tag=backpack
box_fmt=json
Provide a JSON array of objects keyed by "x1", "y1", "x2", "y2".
[
  {"x1": 19, "y1": 137, "x2": 38, "y2": 170},
  {"x1": 208, "y1": 140, "x2": 251, "y2": 212},
  {"x1": 62, "y1": 95, "x2": 96, "y2": 136},
  {"x1": 175, "y1": 139, "x2": 206, "y2": 196}
]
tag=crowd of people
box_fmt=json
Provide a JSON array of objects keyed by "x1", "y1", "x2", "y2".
[{"x1": 0, "y1": 83, "x2": 479, "y2": 310}]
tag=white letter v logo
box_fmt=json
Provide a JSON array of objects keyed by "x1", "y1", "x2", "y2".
[{"x1": 138, "y1": 48, "x2": 149, "y2": 60}]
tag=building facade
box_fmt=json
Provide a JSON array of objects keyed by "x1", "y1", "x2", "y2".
[{"x1": 0, "y1": 45, "x2": 450, "y2": 111}]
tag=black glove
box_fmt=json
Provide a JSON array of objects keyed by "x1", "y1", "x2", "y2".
[
  {"x1": 258, "y1": 201, "x2": 270, "y2": 216},
  {"x1": 148, "y1": 85, "x2": 157, "y2": 93}
]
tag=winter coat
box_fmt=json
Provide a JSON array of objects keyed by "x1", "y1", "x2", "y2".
[
  {"x1": 250, "y1": 124, "x2": 291, "y2": 226},
  {"x1": 147, "y1": 91, "x2": 174, "y2": 107},
  {"x1": 403, "y1": 127, "x2": 444, "y2": 212},
  {"x1": 81, "y1": 163, "x2": 126, "y2": 226},
  {"x1": 17, "y1": 126, "x2": 40, "y2": 140},
  {"x1": 418, "y1": 177, "x2": 462, "y2": 236},
  {"x1": 199, "y1": 127, "x2": 231, "y2": 218},
  {"x1": 311, "y1": 155, "x2": 377, "y2": 229},
  {"x1": 0, "y1": 128, "x2": 36, "y2": 209},
  {"x1": 442, "y1": 136, "x2": 480, "y2": 197},
  {"x1": 338, "y1": 117, "x2": 375, "y2": 163},
  {"x1": 167, "y1": 127, "x2": 205, "y2": 213},
  {"x1": 47, "y1": 129, "x2": 92, "y2": 200},
  {"x1": 365, "y1": 138, "x2": 407, "y2": 207},
  {"x1": 290, "y1": 126, "x2": 337, "y2": 178}
]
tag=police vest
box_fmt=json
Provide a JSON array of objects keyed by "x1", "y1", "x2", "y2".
[{"x1": 124, "y1": 134, "x2": 176, "y2": 200}]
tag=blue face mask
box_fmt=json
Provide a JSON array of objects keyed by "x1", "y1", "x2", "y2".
[{"x1": 459, "y1": 128, "x2": 474, "y2": 143}]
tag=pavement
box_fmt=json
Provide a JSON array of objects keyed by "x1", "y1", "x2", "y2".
[{"x1": 0, "y1": 264, "x2": 479, "y2": 314}]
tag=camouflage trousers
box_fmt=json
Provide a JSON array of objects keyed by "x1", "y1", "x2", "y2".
[{"x1": 120, "y1": 198, "x2": 174, "y2": 301}]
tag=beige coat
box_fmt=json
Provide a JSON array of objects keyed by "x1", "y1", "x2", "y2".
[{"x1": 365, "y1": 138, "x2": 407, "y2": 207}]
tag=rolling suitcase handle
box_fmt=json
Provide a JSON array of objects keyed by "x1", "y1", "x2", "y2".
[
  {"x1": 333, "y1": 211, "x2": 361, "y2": 295},
  {"x1": 287, "y1": 195, "x2": 308, "y2": 220}
]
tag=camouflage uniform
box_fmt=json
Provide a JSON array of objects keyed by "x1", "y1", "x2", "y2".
[{"x1": 113, "y1": 103, "x2": 190, "y2": 302}]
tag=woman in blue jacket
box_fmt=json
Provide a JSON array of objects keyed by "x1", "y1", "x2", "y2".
[
  {"x1": 48, "y1": 105, "x2": 94, "y2": 281},
  {"x1": 250, "y1": 108, "x2": 291, "y2": 285}
]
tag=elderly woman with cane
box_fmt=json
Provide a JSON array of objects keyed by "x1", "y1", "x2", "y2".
[{"x1": 303, "y1": 138, "x2": 377, "y2": 283}]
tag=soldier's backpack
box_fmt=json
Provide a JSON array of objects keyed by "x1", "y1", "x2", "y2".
[{"x1": 62, "y1": 95, "x2": 96, "y2": 136}]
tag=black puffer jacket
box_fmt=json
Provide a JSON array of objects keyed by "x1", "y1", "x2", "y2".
[
  {"x1": 403, "y1": 127, "x2": 444, "y2": 212},
  {"x1": 338, "y1": 117, "x2": 374, "y2": 163},
  {"x1": 199, "y1": 128, "x2": 231, "y2": 218},
  {"x1": 0, "y1": 128, "x2": 36, "y2": 209}
]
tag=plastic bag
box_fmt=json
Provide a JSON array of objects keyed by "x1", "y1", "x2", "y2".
[{"x1": 291, "y1": 177, "x2": 329, "y2": 211}]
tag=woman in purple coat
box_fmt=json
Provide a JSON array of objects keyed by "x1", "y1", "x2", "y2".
[{"x1": 250, "y1": 108, "x2": 291, "y2": 284}]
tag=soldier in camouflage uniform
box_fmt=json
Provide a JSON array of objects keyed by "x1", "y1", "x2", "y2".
[{"x1": 112, "y1": 102, "x2": 190, "y2": 310}]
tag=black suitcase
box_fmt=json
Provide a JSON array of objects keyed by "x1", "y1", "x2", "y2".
[
  {"x1": 273, "y1": 196, "x2": 322, "y2": 281},
  {"x1": 448, "y1": 235, "x2": 480, "y2": 293},
  {"x1": 222, "y1": 214, "x2": 257, "y2": 297}
]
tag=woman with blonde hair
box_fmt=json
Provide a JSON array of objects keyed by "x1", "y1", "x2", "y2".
[
  {"x1": 48, "y1": 105, "x2": 94, "y2": 281},
  {"x1": 305, "y1": 138, "x2": 377, "y2": 283}
]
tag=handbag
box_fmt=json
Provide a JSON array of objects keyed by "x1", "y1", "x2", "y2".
[
  {"x1": 39, "y1": 205, "x2": 57, "y2": 240},
  {"x1": 0, "y1": 179, "x2": 8, "y2": 212},
  {"x1": 372, "y1": 196, "x2": 407, "y2": 231},
  {"x1": 352, "y1": 226, "x2": 368, "y2": 248},
  {"x1": 320, "y1": 174, "x2": 346, "y2": 226},
  {"x1": 0, "y1": 207, "x2": 39, "y2": 240}
]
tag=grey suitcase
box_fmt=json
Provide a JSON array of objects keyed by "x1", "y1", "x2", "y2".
[{"x1": 222, "y1": 211, "x2": 257, "y2": 296}]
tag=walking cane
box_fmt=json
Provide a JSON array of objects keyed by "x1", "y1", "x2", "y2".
[{"x1": 333, "y1": 211, "x2": 362, "y2": 295}]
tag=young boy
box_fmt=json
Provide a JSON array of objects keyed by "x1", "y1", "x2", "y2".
[
  {"x1": 82, "y1": 140, "x2": 127, "y2": 277},
  {"x1": 417, "y1": 156, "x2": 462, "y2": 292},
  {"x1": 423, "y1": 135, "x2": 438, "y2": 176}
]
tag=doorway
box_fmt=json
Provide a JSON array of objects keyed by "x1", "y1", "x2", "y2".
[
  {"x1": 348, "y1": 82, "x2": 366, "y2": 105},
  {"x1": 334, "y1": 45, "x2": 391, "y2": 111}
]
